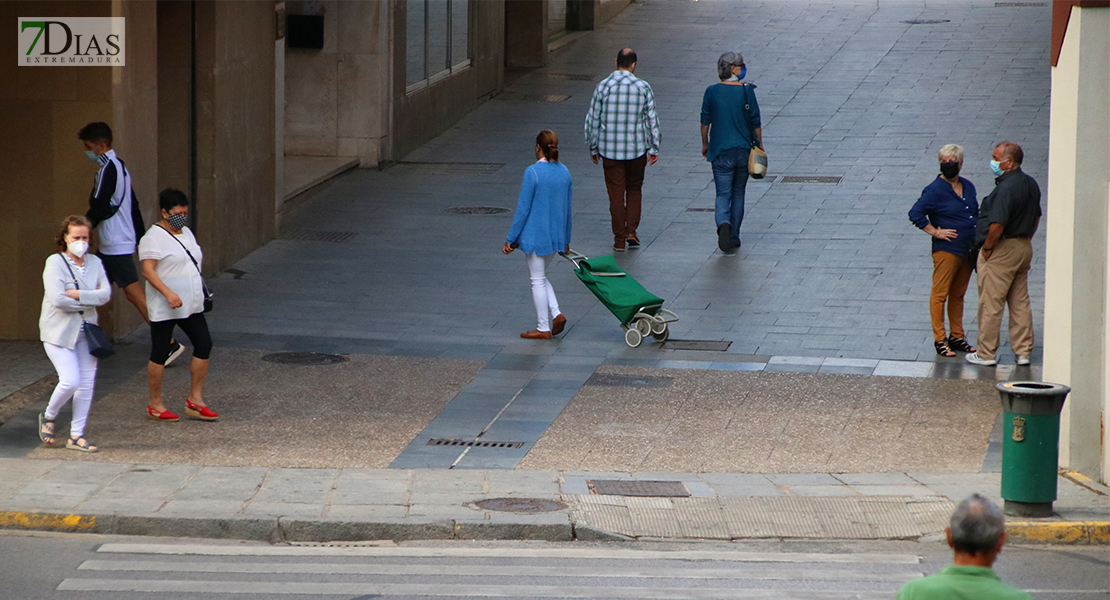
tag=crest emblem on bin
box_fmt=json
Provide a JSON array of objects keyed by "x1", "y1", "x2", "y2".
[{"x1": 1012, "y1": 416, "x2": 1025, "y2": 442}]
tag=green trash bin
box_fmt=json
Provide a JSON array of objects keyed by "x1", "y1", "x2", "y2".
[{"x1": 996, "y1": 381, "x2": 1070, "y2": 518}]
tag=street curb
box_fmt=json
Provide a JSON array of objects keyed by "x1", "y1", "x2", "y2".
[
  {"x1": 3, "y1": 510, "x2": 1106, "y2": 545},
  {"x1": 1006, "y1": 521, "x2": 1110, "y2": 545}
]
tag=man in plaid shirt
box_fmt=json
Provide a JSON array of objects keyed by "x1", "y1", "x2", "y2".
[{"x1": 584, "y1": 48, "x2": 661, "y2": 251}]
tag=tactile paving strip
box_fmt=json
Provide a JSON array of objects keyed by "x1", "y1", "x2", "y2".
[{"x1": 568, "y1": 495, "x2": 954, "y2": 540}]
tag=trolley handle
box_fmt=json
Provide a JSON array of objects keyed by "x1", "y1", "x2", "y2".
[{"x1": 558, "y1": 249, "x2": 626, "y2": 277}]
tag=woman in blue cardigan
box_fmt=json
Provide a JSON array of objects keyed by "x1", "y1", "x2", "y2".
[{"x1": 503, "y1": 130, "x2": 573, "y2": 339}]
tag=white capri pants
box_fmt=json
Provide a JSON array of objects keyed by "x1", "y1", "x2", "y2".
[
  {"x1": 527, "y1": 253, "x2": 562, "y2": 332},
  {"x1": 42, "y1": 331, "x2": 98, "y2": 439}
]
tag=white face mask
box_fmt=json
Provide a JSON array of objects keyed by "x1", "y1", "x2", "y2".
[{"x1": 67, "y1": 240, "x2": 89, "y2": 258}]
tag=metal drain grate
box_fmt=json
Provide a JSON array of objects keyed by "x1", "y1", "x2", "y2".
[
  {"x1": 427, "y1": 438, "x2": 524, "y2": 449},
  {"x1": 497, "y1": 92, "x2": 571, "y2": 103},
  {"x1": 588, "y1": 480, "x2": 691, "y2": 497},
  {"x1": 282, "y1": 230, "x2": 357, "y2": 243},
  {"x1": 777, "y1": 175, "x2": 843, "y2": 184},
  {"x1": 445, "y1": 206, "x2": 512, "y2": 215},
  {"x1": 685, "y1": 207, "x2": 715, "y2": 212},
  {"x1": 538, "y1": 73, "x2": 597, "y2": 81},
  {"x1": 585, "y1": 373, "x2": 673, "y2": 388},
  {"x1": 475, "y1": 498, "x2": 568, "y2": 513},
  {"x1": 261, "y1": 352, "x2": 348, "y2": 365},
  {"x1": 902, "y1": 19, "x2": 951, "y2": 24},
  {"x1": 662, "y1": 340, "x2": 732, "y2": 352},
  {"x1": 396, "y1": 162, "x2": 505, "y2": 175},
  {"x1": 995, "y1": 2, "x2": 1046, "y2": 6}
]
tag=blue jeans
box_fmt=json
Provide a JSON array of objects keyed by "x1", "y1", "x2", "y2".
[{"x1": 711, "y1": 146, "x2": 750, "y2": 245}]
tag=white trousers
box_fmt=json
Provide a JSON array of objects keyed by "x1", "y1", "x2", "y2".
[
  {"x1": 42, "y1": 332, "x2": 98, "y2": 438},
  {"x1": 527, "y1": 253, "x2": 561, "y2": 332}
]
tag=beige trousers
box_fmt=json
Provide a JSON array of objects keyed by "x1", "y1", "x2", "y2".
[{"x1": 975, "y1": 237, "x2": 1034, "y2": 360}]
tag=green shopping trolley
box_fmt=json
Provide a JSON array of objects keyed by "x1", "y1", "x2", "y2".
[{"x1": 561, "y1": 249, "x2": 679, "y2": 347}]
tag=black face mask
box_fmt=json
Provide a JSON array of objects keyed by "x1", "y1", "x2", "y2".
[{"x1": 940, "y1": 162, "x2": 960, "y2": 179}]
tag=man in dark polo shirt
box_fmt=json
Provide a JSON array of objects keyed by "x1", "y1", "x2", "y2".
[{"x1": 965, "y1": 142, "x2": 1041, "y2": 367}]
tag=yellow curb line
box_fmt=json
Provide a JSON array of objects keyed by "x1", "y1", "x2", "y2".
[
  {"x1": 1007, "y1": 521, "x2": 1110, "y2": 545},
  {"x1": 0, "y1": 511, "x2": 97, "y2": 532}
]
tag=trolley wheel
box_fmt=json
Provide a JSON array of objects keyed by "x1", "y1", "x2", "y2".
[
  {"x1": 651, "y1": 326, "x2": 670, "y2": 342},
  {"x1": 651, "y1": 317, "x2": 667, "y2": 335},
  {"x1": 625, "y1": 328, "x2": 643, "y2": 348},
  {"x1": 635, "y1": 318, "x2": 652, "y2": 337}
]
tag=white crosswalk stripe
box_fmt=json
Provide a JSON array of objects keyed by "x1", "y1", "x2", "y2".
[{"x1": 55, "y1": 543, "x2": 927, "y2": 599}]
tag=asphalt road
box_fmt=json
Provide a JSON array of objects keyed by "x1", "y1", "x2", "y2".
[{"x1": 1, "y1": 531, "x2": 1107, "y2": 599}]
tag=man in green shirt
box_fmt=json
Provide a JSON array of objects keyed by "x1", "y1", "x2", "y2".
[{"x1": 896, "y1": 494, "x2": 1031, "y2": 600}]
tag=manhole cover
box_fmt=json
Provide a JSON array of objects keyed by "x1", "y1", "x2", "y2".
[
  {"x1": 902, "y1": 19, "x2": 951, "y2": 24},
  {"x1": 685, "y1": 207, "x2": 715, "y2": 212},
  {"x1": 282, "y1": 230, "x2": 357, "y2": 243},
  {"x1": 588, "y1": 480, "x2": 691, "y2": 497},
  {"x1": 497, "y1": 92, "x2": 571, "y2": 103},
  {"x1": 585, "y1": 373, "x2": 673, "y2": 388},
  {"x1": 539, "y1": 73, "x2": 597, "y2": 81},
  {"x1": 662, "y1": 340, "x2": 732, "y2": 352},
  {"x1": 445, "y1": 206, "x2": 512, "y2": 215},
  {"x1": 475, "y1": 498, "x2": 568, "y2": 513},
  {"x1": 261, "y1": 352, "x2": 348, "y2": 365},
  {"x1": 396, "y1": 161, "x2": 505, "y2": 175},
  {"x1": 427, "y1": 438, "x2": 524, "y2": 449},
  {"x1": 777, "y1": 175, "x2": 843, "y2": 184}
]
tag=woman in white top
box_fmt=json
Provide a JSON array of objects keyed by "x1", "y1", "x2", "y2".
[
  {"x1": 138, "y1": 189, "x2": 218, "y2": 422},
  {"x1": 38, "y1": 215, "x2": 111, "y2": 452}
]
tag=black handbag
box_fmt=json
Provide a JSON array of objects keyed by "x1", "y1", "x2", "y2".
[
  {"x1": 61, "y1": 255, "x2": 115, "y2": 359},
  {"x1": 157, "y1": 225, "x2": 213, "y2": 313}
]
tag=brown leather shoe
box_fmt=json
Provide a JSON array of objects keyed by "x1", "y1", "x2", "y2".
[
  {"x1": 626, "y1": 234, "x2": 640, "y2": 248},
  {"x1": 551, "y1": 314, "x2": 567, "y2": 335},
  {"x1": 613, "y1": 239, "x2": 626, "y2": 252},
  {"x1": 520, "y1": 329, "x2": 552, "y2": 339}
]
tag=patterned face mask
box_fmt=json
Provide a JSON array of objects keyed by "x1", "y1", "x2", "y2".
[{"x1": 166, "y1": 213, "x2": 188, "y2": 230}]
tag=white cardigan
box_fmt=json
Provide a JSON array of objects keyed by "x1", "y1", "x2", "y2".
[{"x1": 39, "y1": 253, "x2": 111, "y2": 349}]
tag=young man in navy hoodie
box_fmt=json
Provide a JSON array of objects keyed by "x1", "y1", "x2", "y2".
[{"x1": 79, "y1": 122, "x2": 184, "y2": 365}]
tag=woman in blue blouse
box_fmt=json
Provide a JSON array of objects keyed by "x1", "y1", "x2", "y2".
[
  {"x1": 908, "y1": 144, "x2": 979, "y2": 357},
  {"x1": 701, "y1": 51, "x2": 763, "y2": 252},
  {"x1": 503, "y1": 130, "x2": 573, "y2": 340}
]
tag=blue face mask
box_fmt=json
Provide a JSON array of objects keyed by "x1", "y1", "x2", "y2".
[
  {"x1": 739, "y1": 66, "x2": 747, "y2": 80},
  {"x1": 990, "y1": 160, "x2": 1004, "y2": 176},
  {"x1": 84, "y1": 150, "x2": 98, "y2": 163}
]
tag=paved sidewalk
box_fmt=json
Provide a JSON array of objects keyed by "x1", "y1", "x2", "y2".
[
  {"x1": 0, "y1": 459, "x2": 1105, "y2": 543},
  {"x1": 0, "y1": 0, "x2": 1092, "y2": 546}
]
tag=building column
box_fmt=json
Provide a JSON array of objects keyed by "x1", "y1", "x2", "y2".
[{"x1": 1045, "y1": 4, "x2": 1110, "y2": 483}]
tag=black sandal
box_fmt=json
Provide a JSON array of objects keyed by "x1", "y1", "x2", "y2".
[
  {"x1": 947, "y1": 336, "x2": 975, "y2": 353},
  {"x1": 38, "y1": 412, "x2": 55, "y2": 444},
  {"x1": 934, "y1": 340, "x2": 956, "y2": 357}
]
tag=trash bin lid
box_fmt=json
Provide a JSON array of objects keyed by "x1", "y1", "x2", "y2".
[{"x1": 996, "y1": 381, "x2": 1070, "y2": 415}]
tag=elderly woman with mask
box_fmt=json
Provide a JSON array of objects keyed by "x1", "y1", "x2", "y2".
[
  {"x1": 701, "y1": 51, "x2": 763, "y2": 252},
  {"x1": 909, "y1": 144, "x2": 979, "y2": 357}
]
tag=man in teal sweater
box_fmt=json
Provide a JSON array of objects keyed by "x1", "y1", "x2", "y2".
[{"x1": 897, "y1": 494, "x2": 1031, "y2": 600}]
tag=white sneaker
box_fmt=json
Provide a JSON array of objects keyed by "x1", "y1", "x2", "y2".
[
  {"x1": 965, "y1": 352, "x2": 997, "y2": 366},
  {"x1": 165, "y1": 341, "x2": 186, "y2": 366},
  {"x1": 1016, "y1": 355, "x2": 1031, "y2": 366}
]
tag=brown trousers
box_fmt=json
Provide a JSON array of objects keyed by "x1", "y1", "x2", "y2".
[
  {"x1": 930, "y1": 251, "x2": 973, "y2": 342},
  {"x1": 602, "y1": 155, "x2": 647, "y2": 242},
  {"x1": 975, "y1": 237, "x2": 1034, "y2": 360}
]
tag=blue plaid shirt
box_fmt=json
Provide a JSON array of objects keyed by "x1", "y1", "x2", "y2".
[{"x1": 584, "y1": 70, "x2": 661, "y2": 161}]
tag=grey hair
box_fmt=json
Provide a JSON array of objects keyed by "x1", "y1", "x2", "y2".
[
  {"x1": 717, "y1": 51, "x2": 744, "y2": 81},
  {"x1": 938, "y1": 144, "x2": 964, "y2": 163},
  {"x1": 949, "y1": 494, "x2": 1006, "y2": 554}
]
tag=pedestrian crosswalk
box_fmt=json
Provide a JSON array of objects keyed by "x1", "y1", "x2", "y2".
[{"x1": 57, "y1": 542, "x2": 927, "y2": 599}]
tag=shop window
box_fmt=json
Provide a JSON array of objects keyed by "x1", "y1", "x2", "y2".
[{"x1": 406, "y1": 0, "x2": 470, "y2": 93}]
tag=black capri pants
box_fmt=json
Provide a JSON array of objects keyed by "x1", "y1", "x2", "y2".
[{"x1": 150, "y1": 313, "x2": 213, "y2": 365}]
